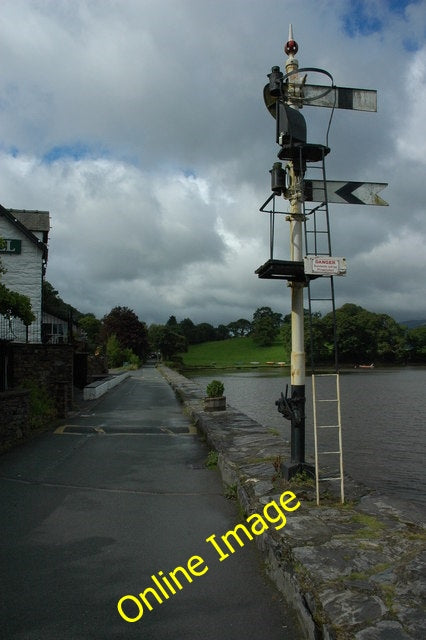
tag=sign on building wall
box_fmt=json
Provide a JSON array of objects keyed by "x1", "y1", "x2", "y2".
[{"x1": 0, "y1": 239, "x2": 21, "y2": 254}]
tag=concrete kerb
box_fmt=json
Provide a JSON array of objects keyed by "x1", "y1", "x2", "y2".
[
  {"x1": 158, "y1": 365, "x2": 426, "y2": 640},
  {"x1": 83, "y1": 371, "x2": 131, "y2": 400}
]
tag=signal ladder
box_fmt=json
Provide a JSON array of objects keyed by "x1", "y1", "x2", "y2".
[
  {"x1": 311, "y1": 373, "x2": 344, "y2": 505},
  {"x1": 302, "y1": 150, "x2": 344, "y2": 505}
]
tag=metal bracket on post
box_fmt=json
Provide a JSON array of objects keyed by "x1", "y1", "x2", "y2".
[
  {"x1": 276, "y1": 386, "x2": 315, "y2": 481},
  {"x1": 276, "y1": 384, "x2": 301, "y2": 422}
]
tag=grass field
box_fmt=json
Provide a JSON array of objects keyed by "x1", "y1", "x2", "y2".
[{"x1": 178, "y1": 337, "x2": 289, "y2": 368}]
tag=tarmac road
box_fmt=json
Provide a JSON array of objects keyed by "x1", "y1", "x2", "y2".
[{"x1": 0, "y1": 366, "x2": 302, "y2": 639}]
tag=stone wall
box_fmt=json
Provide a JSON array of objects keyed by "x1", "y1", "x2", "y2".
[
  {"x1": 11, "y1": 343, "x2": 74, "y2": 417},
  {"x1": 0, "y1": 388, "x2": 31, "y2": 452},
  {"x1": 87, "y1": 353, "x2": 109, "y2": 380}
]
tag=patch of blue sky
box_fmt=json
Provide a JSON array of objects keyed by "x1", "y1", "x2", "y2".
[
  {"x1": 389, "y1": 0, "x2": 423, "y2": 52},
  {"x1": 0, "y1": 144, "x2": 19, "y2": 157},
  {"x1": 402, "y1": 36, "x2": 421, "y2": 51},
  {"x1": 341, "y1": 1, "x2": 383, "y2": 37},
  {"x1": 386, "y1": 0, "x2": 421, "y2": 16},
  {"x1": 341, "y1": 0, "x2": 422, "y2": 51},
  {"x1": 181, "y1": 167, "x2": 197, "y2": 179},
  {"x1": 42, "y1": 142, "x2": 103, "y2": 163}
]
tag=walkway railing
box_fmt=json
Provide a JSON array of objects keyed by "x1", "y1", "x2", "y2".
[{"x1": 0, "y1": 312, "x2": 71, "y2": 344}]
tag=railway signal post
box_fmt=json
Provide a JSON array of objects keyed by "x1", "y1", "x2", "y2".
[{"x1": 257, "y1": 26, "x2": 387, "y2": 480}]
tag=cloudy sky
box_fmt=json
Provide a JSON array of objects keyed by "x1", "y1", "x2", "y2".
[{"x1": 1, "y1": 0, "x2": 425, "y2": 326}]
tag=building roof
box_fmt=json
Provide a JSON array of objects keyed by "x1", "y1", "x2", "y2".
[
  {"x1": 0, "y1": 204, "x2": 48, "y2": 261},
  {"x1": 8, "y1": 209, "x2": 50, "y2": 233}
]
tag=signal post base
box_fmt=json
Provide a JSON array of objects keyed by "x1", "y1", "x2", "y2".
[{"x1": 281, "y1": 461, "x2": 315, "y2": 482}]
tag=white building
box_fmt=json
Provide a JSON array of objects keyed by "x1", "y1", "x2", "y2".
[{"x1": 0, "y1": 205, "x2": 49, "y2": 342}]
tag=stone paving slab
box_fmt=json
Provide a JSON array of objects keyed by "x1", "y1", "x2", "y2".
[{"x1": 159, "y1": 365, "x2": 426, "y2": 640}]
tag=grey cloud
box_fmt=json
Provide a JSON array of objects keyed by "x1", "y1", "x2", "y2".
[{"x1": 0, "y1": 0, "x2": 425, "y2": 325}]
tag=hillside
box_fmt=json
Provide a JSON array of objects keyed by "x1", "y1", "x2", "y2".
[{"x1": 179, "y1": 337, "x2": 289, "y2": 368}]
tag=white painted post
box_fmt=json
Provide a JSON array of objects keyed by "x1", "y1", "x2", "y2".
[{"x1": 283, "y1": 26, "x2": 308, "y2": 472}]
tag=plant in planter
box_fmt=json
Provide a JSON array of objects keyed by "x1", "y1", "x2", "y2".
[{"x1": 204, "y1": 379, "x2": 226, "y2": 412}]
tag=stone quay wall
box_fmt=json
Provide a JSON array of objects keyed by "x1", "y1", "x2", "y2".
[
  {"x1": 0, "y1": 343, "x2": 74, "y2": 451},
  {"x1": 159, "y1": 365, "x2": 425, "y2": 640},
  {"x1": 11, "y1": 343, "x2": 74, "y2": 418},
  {"x1": 0, "y1": 388, "x2": 31, "y2": 452}
]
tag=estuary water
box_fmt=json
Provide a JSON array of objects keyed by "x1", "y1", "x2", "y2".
[{"x1": 190, "y1": 367, "x2": 426, "y2": 513}]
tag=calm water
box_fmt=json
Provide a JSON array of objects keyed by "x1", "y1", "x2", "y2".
[{"x1": 191, "y1": 368, "x2": 426, "y2": 513}]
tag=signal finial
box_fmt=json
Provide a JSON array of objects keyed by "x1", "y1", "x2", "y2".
[{"x1": 284, "y1": 23, "x2": 298, "y2": 56}]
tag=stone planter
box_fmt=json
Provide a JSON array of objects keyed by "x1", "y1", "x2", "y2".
[{"x1": 204, "y1": 396, "x2": 226, "y2": 412}]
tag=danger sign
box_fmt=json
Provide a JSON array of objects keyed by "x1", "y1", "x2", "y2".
[{"x1": 304, "y1": 256, "x2": 347, "y2": 276}]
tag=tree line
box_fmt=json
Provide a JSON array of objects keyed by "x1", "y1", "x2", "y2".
[
  {"x1": 40, "y1": 282, "x2": 426, "y2": 366},
  {"x1": 78, "y1": 306, "x2": 291, "y2": 365},
  {"x1": 74, "y1": 300, "x2": 426, "y2": 367}
]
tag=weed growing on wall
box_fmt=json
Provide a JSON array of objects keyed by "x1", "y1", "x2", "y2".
[
  {"x1": 205, "y1": 450, "x2": 219, "y2": 469},
  {"x1": 23, "y1": 379, "x2": 56, "y2": 429}
]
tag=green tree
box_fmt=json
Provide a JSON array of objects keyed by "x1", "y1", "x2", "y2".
[
  {"x1": 166, "y1": 315, "x2": 178, "y2": 328},
  {"x1": 148, "y1": 324, "x2": 164, "y2": 354},
  {"x1": 281, "y1": 305, "x2": 406, "y2": 366},
  {"x1": 280, "y1": 310, "x2": 330, "y2": 365},
  {"x1": 179, "y1": 317, "x2": 196, "y2": 343},
  {"x1": 216, "y1": 324, "x2": 230, "y2": 340},
  {"x1": 406, "y1": 325, "x2": 426, "y2": 362},
  {"x1": 227, "y1": 319, "x2": 252, "y2": 337},
  {"x1": 321, "y1": 304, "x2": 406, "y2": 364},
  {"x1": 0, "y1": 284, "x2": 35, "y2": 326},
  {"x1": 78, "y1": 313, "x2": 102, "y2": 350},
  {"x1": 106, "y1": 334, "x2": 124, "y2": 368},
  {"x1": 42, "y1": 281, "x2": 81, "y2": 321},
  {"x1": 101, "y1": 306, "x2": 149, "y2": 360},
  {"x1": 374, "y1": 313, "x2": 406, "y2": 362},
  {"x1": 251, "y1": 307, "x2": 282, "y2": 346},
  {"x1": 148, "y1": 324, "x2": 187, "y2": 360},
  {"x1": 279, "y1": 314, "x2": 291, "y2": 355},
  {"x1": 307, "y1": 311, "x2": 335, "y2": 364},
  {"x1": 194, "y1": 322, "x2": 216, "y2": 343}
]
